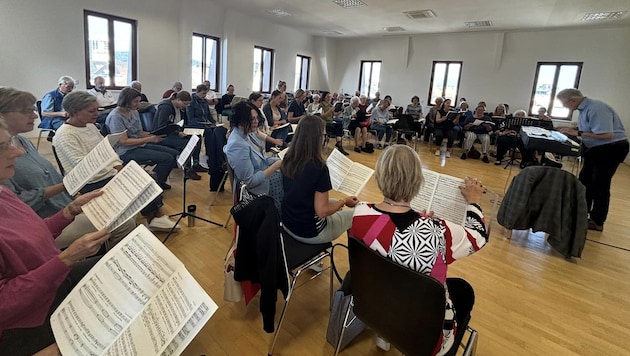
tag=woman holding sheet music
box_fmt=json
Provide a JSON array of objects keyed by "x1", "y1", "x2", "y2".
[
  {"x1": 0, "y1": 88, "x2": 135, "y2": 249},
  {"x1": 0, "y1": 119, "x2": 110, "y2": 355},
  {"x1": 281, "y1": 115, "x2": 358, "y2": 243},
  {"x1": 434, "y1": 98, "x2": 460, "y2": 157},
  {"x1": 351, "y1": 145, "x2": 488, "y2": 355},
  {"x1": 54, "y1": 90, "x2": 178, "y2": 233},
  {"x1": 225, "y1": 102, "x2": 283, "y2": 209}
]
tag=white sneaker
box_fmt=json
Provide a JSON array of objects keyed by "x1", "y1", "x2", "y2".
[
  {"x1": 435, "y1": 149, "x2": 441, "y2": 156},
  {"x1": 446, "y1": 151, "x2": 451, "y2": 158},
  {"x1": 375, "y1": 335, "x2": 391, "y2": 351},
  {"x1": 148, "y1": 215, "x2": 180, "y2": 232}
]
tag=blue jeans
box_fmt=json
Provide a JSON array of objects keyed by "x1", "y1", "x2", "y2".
[
  {"x1": 371, "y1": 124, "x2": 392, "y2": 143},
  {"x1": 120, "y1": 144, "x2": 178, "y2": 184}
]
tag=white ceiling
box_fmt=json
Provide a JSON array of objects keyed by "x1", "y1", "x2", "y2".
[{"x1": 211, "y1": 0, "x2": 630, "y2": 37}]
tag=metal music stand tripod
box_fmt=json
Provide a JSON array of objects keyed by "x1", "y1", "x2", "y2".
[{"x1": 163, "y1": 137, "x2": 222, "y2": 243}]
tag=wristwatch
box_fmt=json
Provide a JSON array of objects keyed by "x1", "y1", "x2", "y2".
[{"x1": 577, "y1": 130, "x2": 583, "y2": 137}]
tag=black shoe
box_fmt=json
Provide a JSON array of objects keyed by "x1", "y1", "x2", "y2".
[
  {"x1": 587, "y1": 219, "x2": 604, "y2": 231},
  {"x1": 160, "y1": 182, "x2": 172, "y2": 190},
  {"x1": 46, "y1": 131, "x2": 55, "y2": 142},
  {"x1": 336, "y1": 144, "x2": 350, "y2": 155},
  {"x1": 185, "y1": 170, "x2": 202, "y2": 180},
  {"x1": 482, "y1": 155, "x2": 490, "y2": 163},
  {"x1": 361, "y1": 146, "x2": 373, "y2": 153},
  {"x1": 460, "y1": 152, "x2": 468, "y2": 160},
  {"x1": 354, "y1": 147, "x2": 361, "y2": 153},
  {"x1": 193, "y1": 164, "x2": 209, "y2": 173}
]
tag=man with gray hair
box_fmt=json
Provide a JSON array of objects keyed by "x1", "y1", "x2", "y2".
[
  {"x1": 162, "y1": 81, "x2": 183, "y2": 99},
  {"x1": 556, "y1": 88, "x2": 628, "y2": 231},
  {"x1": 88, "y1": 76, "x2": 116, "y2": 123},
  {"x1": 40, "y1": 75, "x2": 75, "y2": 131}
]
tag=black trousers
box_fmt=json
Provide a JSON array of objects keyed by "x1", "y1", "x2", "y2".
[
  {"x1": 580, "y1": 139, "x2": 629, "y2": 225},
  {"x1": 0, "y1": 257, "x2": 101, "y2": 356}
]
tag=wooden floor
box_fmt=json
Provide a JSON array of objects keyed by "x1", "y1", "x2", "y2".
[{"x1": 39, "y1": 139, "x2": 630, "y2": 356}]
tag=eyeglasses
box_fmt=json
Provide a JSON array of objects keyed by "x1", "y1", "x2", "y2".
[
  {"x1": 0, "y1": 136, "x2": 25, "y2": 154},
  {"x1": 9, "y1": 106, "x2": 37, "y2": 115}
]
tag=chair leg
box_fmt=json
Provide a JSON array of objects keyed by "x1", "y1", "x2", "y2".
[
  {"x1": 462, "y1": 327, "x2": 478, "y2": 356},
  {"x1": 268, "y1": 274, "x2": 299, "y2": 355},
  {"x1": 209, "y1": 171, "x2": 229, "y2": 206}
]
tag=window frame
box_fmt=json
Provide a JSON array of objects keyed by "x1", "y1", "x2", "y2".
[
  {"x1": 83, "y1": 10, "x2": 137, "y2": 90},
  {"x1": 253, "y1": 45, "x2": 275, "y2": 94},
  {"x1": 427, "y1": 61, "x2": 463, "y2": 106},
  {"x1": 529, "y1": 61, "x2": 583, "y2": 120},
  {"x1": 295, "y1": 54, "x2": 311, "y2": 91},
  {"x1": 358, "y1": 60, "x2": 382, "y2": 98},
  {"x1": 191, "y1": 33, "x2": 220, "y2": 92}
]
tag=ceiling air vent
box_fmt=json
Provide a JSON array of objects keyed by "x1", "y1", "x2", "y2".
[
  {"x1": 465, "y1": 20, "x2": 493, "y2": 28},
  {"x1": 384, "y1": 26, "x2": 406, "y2": 32},
  {"x1": 324, "y1": 30, "x2": 343, "y2": 36},
  {"x1": 581, "y1": 11, "x2": 626, "y2": 21},
  {"x1": 333, "y1": 0, "x2": 367, "y2": 9},
  {"x1": 403, "y1": 9, "x2": 436, "y2": 19}
]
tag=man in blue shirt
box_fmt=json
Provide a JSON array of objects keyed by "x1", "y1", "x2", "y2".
[
  {"x1": 557, "y1": 88, "x2": 629, "y2": 231},
  {"x1": 40, "y1": 76, "x2": 75, "y2": 131}
]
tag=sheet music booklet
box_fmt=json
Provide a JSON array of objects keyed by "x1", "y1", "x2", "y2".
[
  {"x1": 63, "y1": 131, "x2": 125, "y2": 196},
  {"x1": 326, "y1": 148, "x2": 374, "y2": 196},
  {"x1": 410, "y1": 169, "x2": 468, "y2": 225},
  {"x1": 51, "y1": 225, "x2": 218, "y2": 356},
  {"x1": 81, "y1": 160, "x2": 162, "y2": 231}
]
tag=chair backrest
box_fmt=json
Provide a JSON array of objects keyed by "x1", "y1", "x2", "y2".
[
  {"x1": 395, "y1": 114, "x2": 414, "y2": 130},
  {"x1": 140, "y1": 111, "x2": 155, "y2": 132},
  {"x1": 51, "y1": 146, "x2": 65, "y2": 176},
  {"x1": 348, "y1": 237, "x2": 446, "y2": 356},
  {"x1": 36, "y1": 100, "x2": 43, "y2": 118}
]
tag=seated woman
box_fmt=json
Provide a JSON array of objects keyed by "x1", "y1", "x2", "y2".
[
  {"x1": 320, "y1": 92, "x2": 349, "y2": 155},
  {"x1": 306, "y1": 93, "x2": 321, "y2": 115},
  {"x1": 351, "y1": 145, "x2": 488, "y2": 355},
  {"x1": 0, "y1": 87, "x2": 135, "y2": 249},
  {"x1": 281, "y1": 115, "x2": 358, "y2": 243},
  {"x1": 370, "y1": 99, "x2": 394, "y2": 149},
  {"x1": 494, "y1": 109, "x2": 537, "y2": 166},
  {"x1": 287, "y1": 89, "x2": 307, "y2": 124},
  {"x1": 405, "y1": 95, "x2": 423, "y2": 120},
  {"x1": 460, "y1": 104, "x2": 493, "y2": 163},
  {"x1": 0, "y1": 120, "x2": 110, "y2": 355},
  {"x1": 225, "y1": 102, "x2": 283, "y2": 209},
  {"x1": 434, "y1": 98, "x2": 460, "y2": 158},
  {"x1": 423, "y1": 96, "x2": 443, "y2": 143},
  {"x1": 106, "y1": 87, "x2": 178, "y2": 191},
  {"x1": 249, "y1": 92, "x2": 283, "y2": 148},
  {"x1": 54, "y1": 90, "x2": 179, "y2": 232},
  {"x1": 345, "y1": 97, "x2": 369, "y2": 153},
  {"x1": 154, "y1": 90, "x2": 204, "y2": 180},
  {"x1": 218, "y1": 84, "x2": 236, "y2": 118},
  {"x1": 263, "y1": 90, "x2": 291, "y2": 150}
]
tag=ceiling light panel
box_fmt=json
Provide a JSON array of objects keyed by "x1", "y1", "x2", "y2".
[
  {"x1": 465, "y1": 20, "x2": 493, "y2": 28},
  {"x1": 403, "y1": 9, "x2": 436, "y2": 19},
  {"x1": 265, "y1": 9, "x2": 291, "y2": 17}
]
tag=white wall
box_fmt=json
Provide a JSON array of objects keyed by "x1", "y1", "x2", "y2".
[{"x1": 334, "y1": 26, "x2": 630, "y2": 120}]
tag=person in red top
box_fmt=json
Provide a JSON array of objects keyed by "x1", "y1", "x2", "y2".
[
  {"x1": 351, "y1": 145, "x2": 488, "y2": 355},
  {"x1": 0, "y1": 119, "x2": 109, "y2": 354}
]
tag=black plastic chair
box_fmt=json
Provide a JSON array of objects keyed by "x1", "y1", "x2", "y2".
[
  {"x1": 393, "y1": 114, "x2": 419, "y2": 149},
  {"x1": 268, "y1": 226, "x2": 333, "y2": 355},
  {"x1": 336, "y1": 238, "x2": 478, "y2": 356},
  {"x1": 35, "y1": 100, "x2": 55, "y2": 150}
]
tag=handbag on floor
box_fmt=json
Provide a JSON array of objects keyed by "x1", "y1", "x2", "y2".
[
  {"x1": 326, "y1": 244, "x2": 366, "y2": 351},
  {"x1": 223, "y1": 239, "x2": 242, "y2": 302}
]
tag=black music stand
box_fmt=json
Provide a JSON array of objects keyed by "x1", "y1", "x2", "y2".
[{"x1": 163, "y1": 136, "x2": 222, "y2": 244}]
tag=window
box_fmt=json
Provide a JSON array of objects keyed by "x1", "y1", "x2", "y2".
[
  {"x1": 191, "y1": 33, "x2": 220, "y2": 91},
  {"x1": 252, "y1": 46, "x2": 274, "y2": 93},
  {"x1": 530, "y1": 62, "x2": 582, "y2": 119},
  {"x1": 358, "y1": 61, "x2": 381, "y2": 98},
  {"x1": 428, "y1": 61, "x2": 462, "y2": 105},
  {"x1": 84, "y1": 10, "x2": 137, "y2": 89},
  {"x1": 294, "y1": 55, "x2": 311, "y2": 91}
]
